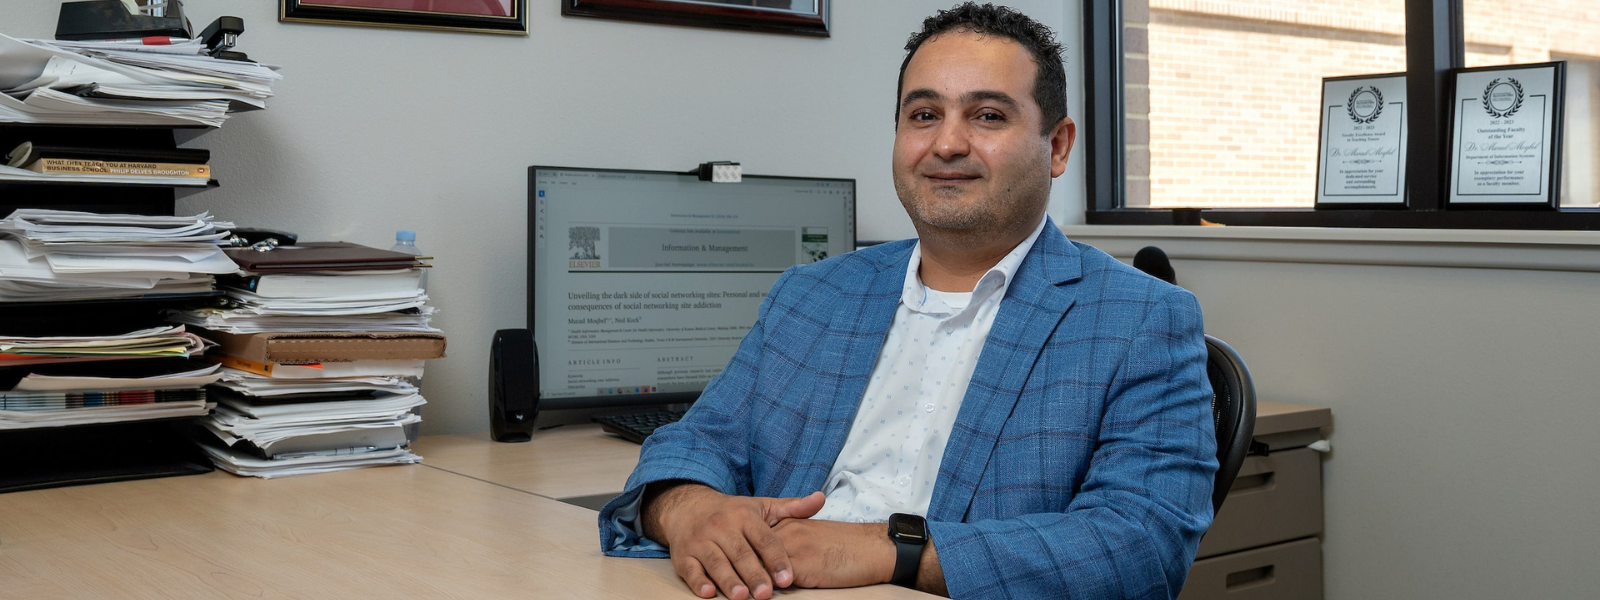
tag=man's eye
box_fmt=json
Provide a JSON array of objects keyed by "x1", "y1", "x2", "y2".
[
  {"x1": 910, "y1": 111, "x2": 936, "y2": 122},
  {"x1": 976, "y1": 111, "x2": 1005, "y2": 122}
]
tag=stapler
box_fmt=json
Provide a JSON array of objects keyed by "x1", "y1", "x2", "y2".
[{"x1": 200, "y1": 15, "x2": 249, "y2": 61}]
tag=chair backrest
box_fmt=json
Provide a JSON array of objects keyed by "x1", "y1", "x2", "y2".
[
  {"x1": 1130, "y1": 245, "x2": 1257, "y2": 515},
  {"x1": 1204, "y1": 334, "x2": 1256, "y2": 515}
]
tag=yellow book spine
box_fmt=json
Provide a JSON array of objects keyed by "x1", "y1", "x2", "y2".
[
  {"x1": 212, "y1": 354, "x2": 274, "y2": 377},
  {"x1": 27, "y1": 158, "x2": 211, "y2": 178}
]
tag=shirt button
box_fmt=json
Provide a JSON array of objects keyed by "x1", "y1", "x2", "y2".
[
  {"x1": 924, "y1": 403, "x2": 935, "y2": 413},
  {"x1": 897, "y1": 476, "x2": 911, "y2": 487}
]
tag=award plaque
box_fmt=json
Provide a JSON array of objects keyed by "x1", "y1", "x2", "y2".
[
  {"x1": 1448, "y1": 62, "x2": 1566, "y2": 209},
  {"x1": 1316, "y1": 73, "x2": 1409, "y2": 208}
]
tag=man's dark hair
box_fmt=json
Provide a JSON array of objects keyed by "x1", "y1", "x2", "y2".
[{"x1": 897, "y1": 2, "x2": 1068, "y2": 135}]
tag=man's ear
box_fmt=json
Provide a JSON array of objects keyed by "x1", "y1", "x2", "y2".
[{"x1": 1048, "y1": 117, "x2": 1076, "y2": 178}]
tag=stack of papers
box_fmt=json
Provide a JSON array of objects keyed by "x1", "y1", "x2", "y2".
[
  {"x1": 204, "y1": 391, "x2": 424, "y2": 455},
  {"x1": 192, "y1": 368, "x2": 423, "y2": 476},
  {"x1": 0, "y1": 326, "x2": 211, "y2": 364},
  {"x1": 0, "y1": 209, "x2": 235, "y2": 302},
  {"x1": 167, "y1": 305, "x2": 438, "y2": 334},
  {"x1": 0, "y1": 33, "x2": 279, "y2": 127},
  {"x1": 12, "y1": 363, "x2": 222, "y2": 390},
  {"x1": 197, "y1": 443, "x2": 421, "y2": 478},
  {"x1": 212, "y1": 372, "x2": 418, "y2": 397},
  {"x1": 0, "y1": 364, "x2": 220, "y2": 430},
  {"x1": 220, "y1": 269, "x2": 424, "y2": 298},
  {"x1": 0, "y1": 391, "x2": 210, "y2": 429},
  {"x1": 173, "y1": 242, "x2": 440, "y2": 477},
  {"x1": 166, "y1": 252, "x2": 437, "y2": 334}
]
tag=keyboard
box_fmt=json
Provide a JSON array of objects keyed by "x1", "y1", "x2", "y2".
[{"x1": 593, "y1": 409, "x2": 686, "y2": 444}]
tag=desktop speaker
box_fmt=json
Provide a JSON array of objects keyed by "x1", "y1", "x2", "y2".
[{"x1": 488, "y1": 328, "x2": 539, "y2": 443}]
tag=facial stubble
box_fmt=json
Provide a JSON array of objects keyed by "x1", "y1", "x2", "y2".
[{"x1": 893, "y1": 156, "x2": 1052, "y2": 247}]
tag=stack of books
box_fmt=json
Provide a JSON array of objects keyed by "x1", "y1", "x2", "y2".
[{"x1": 171, "y1": 242, "x2": 444, "y2": 478}]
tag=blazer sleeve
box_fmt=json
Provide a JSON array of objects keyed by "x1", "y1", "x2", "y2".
[
  {"x1": 596, "y1": 267, "x2": 798, "y2": 557},
  {"x1": 928, "y1": 288, "x2": 1219, "y2": 599}
]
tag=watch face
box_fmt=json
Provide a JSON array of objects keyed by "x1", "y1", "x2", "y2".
[
  {"x1": 894, "y1": 521, "x2": 923, "y2": 536},
  {"x1": 889, "y1": 514, "x2": 927, "y2": 543}
]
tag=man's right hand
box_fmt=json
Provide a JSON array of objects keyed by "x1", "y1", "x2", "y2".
[{"x1": 640, "y1": 481, "x2": 826, "y2": 600}]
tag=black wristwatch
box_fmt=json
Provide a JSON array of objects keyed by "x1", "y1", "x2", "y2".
[{"x1": 887, "y1": 513, "x2": 928, "y2": 588}]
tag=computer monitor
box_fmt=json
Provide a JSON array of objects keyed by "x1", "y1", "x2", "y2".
[{"x1": 528, "y1": 166, "x2": 856, "y2": 411}]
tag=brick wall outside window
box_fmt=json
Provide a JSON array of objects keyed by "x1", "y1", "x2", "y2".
[{"x1": 1123, "y1": 0, "x2": 1600, "y2": 208}]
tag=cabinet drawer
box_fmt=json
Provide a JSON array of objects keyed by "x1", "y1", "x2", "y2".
[
  {"x1": 1180, "y1": 537, "x2": 1322, "y2": 600},
  {"x1": 1197, "y1": 447, "x2": 1323, "y2": 558}
]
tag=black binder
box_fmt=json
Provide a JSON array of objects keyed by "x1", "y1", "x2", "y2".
[{"x1": 0, "y1": 418, "x2": 212, "y2": 494}]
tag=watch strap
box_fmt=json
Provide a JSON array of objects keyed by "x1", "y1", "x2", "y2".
[{"x1": 890, "y1": 535, "x2": 921, "y2": 588}]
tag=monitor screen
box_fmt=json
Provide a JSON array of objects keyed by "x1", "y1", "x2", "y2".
[{"x1": 528, "y1": 166, "x2": 856, "y2": 410}]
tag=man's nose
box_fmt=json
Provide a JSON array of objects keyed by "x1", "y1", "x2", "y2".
[{"x1": 932, "y1": 118, "x2": 971, "y2": 161}]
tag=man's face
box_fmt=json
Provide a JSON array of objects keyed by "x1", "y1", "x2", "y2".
[{"x1": 893, "y1": 31, "x2": 1073, "y2": 238}]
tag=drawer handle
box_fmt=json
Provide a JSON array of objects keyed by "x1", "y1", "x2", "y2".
[
  {"x1": 1228, "y1": 471, "x2": 1276, "y2": 495},
  {"x1": 1224, "y1": 565, "x2": 1276, "y2": 591}
]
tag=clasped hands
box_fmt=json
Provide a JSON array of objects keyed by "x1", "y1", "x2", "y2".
[{"x1": 640, "y1": 482, "x2": 898, "y2": 600}]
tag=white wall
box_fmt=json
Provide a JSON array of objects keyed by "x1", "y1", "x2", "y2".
[
  {"x1": 8, "y1": 0, "x2": 1084, "y2": 434},
  {"x1": 1192, "y1": 258, "x2": 1600, "y2": 600},
  {"x1": 1071, "y1": 229, "x2": 1600, "y2": 600}
]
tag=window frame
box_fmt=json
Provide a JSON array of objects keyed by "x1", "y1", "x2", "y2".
[{"x1": 1082, "y1": 0, "x2": 1600, "y2": 230}]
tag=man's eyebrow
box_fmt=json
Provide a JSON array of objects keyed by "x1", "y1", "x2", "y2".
[
  {"x1": 900, "y1": 88, "x2": 942, "y2": 109},
  {"x1": 963, "y1": 90, "x2": 1020, "y2": 110},
  {"x1": 899, "y1": 89, "x2": 1022, "y2": 111}
]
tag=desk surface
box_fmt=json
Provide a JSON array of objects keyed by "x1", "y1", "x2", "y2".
[
  {"x1": 411, "y1": 425, "x2": 640, "y2": 500},
  {"x1": 2, "y1": 403, "x2": 1331, "y2": 599},
  {"x1": 1255, "y1": 401, "x2": 1333, "y2": 436},
  {"x1": 0, "y1": 433, "x2": 928, "y2": 600}
]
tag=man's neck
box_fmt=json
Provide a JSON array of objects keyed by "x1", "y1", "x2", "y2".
[{"x1": 915, "y1": 215, "x2": 1043, "y2": 292}]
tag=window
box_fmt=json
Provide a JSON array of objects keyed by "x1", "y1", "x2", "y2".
[
  {"x1": 1125, "y1": 0, "x2": 1407, "y2": 208},
  {"x1": 1086, "y1": 0, "x2": 1600, "y2": 229},
  {"x1": 1462, "y1": 0, "x2": 1600, "y2": 208}
]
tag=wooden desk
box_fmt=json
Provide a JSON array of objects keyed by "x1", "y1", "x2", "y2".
[
  {"x1": 411, "y1": 425, "x2": 639, "y2": 500},
  {"x1": 0, "y1": 435, "x2": 929, "y2": 600}
]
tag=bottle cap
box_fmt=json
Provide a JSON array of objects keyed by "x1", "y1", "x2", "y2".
[{"x1": 396, "y1": 230, "x2": 416, "y2": 242}]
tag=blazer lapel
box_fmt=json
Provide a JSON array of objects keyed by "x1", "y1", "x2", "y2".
[
  {"x1": 928, "y1": 222, "x2": 1083, "y2": 522},
  {"x1": 790, "y1": 246, "x2": 910, "y2": 495}
]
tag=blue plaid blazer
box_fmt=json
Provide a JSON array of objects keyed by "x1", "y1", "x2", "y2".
[{"x1": 599, "y1": 220, "x2": 1218, "y2": 599}]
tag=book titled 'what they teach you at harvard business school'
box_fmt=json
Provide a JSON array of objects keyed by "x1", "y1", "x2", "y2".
[{"x1": 3, "y1": 141, "x2": 212, "y2": 178}]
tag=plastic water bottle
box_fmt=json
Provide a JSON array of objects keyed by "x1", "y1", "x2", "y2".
[{"x1": 390, "y1": 230, "x2": 429, "y2": 291}]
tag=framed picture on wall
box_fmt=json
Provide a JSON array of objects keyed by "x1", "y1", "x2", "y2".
[
  {"x1": 281, "y1": 0, "x2": 529, "y2": 35},
  {"x1": 562, "y1": 0, "x2": 830, "y2": 37}
]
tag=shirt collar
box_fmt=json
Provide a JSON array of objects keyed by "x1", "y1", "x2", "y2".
[{"x1": 902, "y1": 215, "x2": 1049, "y2": 314}]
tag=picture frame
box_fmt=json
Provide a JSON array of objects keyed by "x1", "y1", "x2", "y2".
[
  {"x1": 562, "y1": 0, "x2": 830, "y2": 37},
  {"x1": 1314, "y1": 72, "x2": 1410, "y2": 210},
  {"x1": 281, "y1": 0, "x2": 529, "y2": 36},
  {"x1": 1446, "y1": 62, "x2": 1566, "y2": 210}
]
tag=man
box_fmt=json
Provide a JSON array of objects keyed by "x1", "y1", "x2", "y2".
[{"x1": 598, "y1": 3, "x2": 1218, "y2": 599}]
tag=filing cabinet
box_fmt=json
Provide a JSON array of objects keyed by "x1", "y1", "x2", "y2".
[{"x1": 1180, "y1": 402, "x2": 1331, "y2": 600}]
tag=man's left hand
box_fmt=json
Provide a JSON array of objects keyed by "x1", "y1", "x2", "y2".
[{"x1": 771, "y1": 519, "x2": 897, "y2": 589}]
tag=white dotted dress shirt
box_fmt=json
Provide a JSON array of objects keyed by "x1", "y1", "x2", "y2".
[{"x1": 811, "y1": 216, "x2": 1048, "y2": 523}]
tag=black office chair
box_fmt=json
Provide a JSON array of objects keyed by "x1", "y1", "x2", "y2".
[
  {"x1": 1131, "y1": 246, "x2": 1257, "y2": 515},
  {"x1": 1203, "y1": 334, "x2": 1256, "y2": 515}
]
